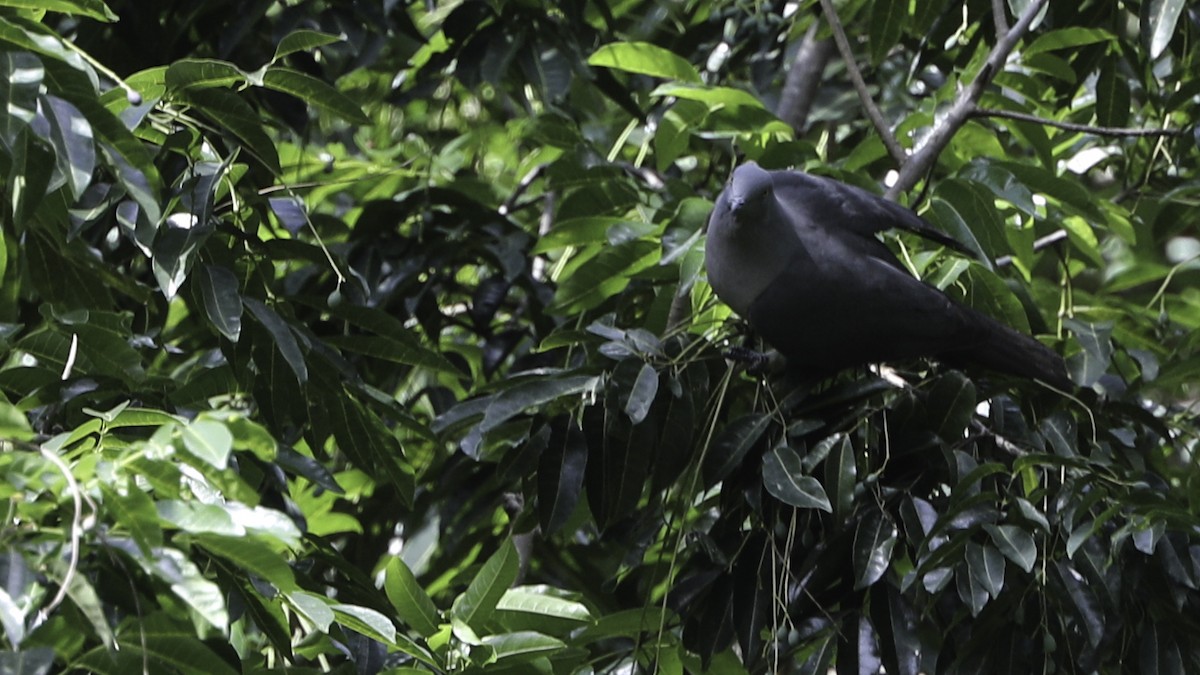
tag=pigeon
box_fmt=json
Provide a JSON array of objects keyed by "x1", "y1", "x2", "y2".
[{"x1": 704, "y1": 161, "x2": 1071, "y2": 389}]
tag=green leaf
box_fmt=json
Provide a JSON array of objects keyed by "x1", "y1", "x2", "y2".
[
  {"x1": 476, "y1": 375, "x2": 598, "y2": 437},
  {"x1": 157, "y1": 500, "x2": 242, "y2": 537},
  {"x1": 0, "y1": 399, "x2": 34, "y2": 441},
  {"x1": 164, "y1": 58, "x2": 245, "y2": 91},
  {"x1": 0, "y1": 51, "x2": 42, "y2": 152},
  {"x1": 175, "y1": 87, "x2": 281, "y2": 174},
  {"x1": 496, "y1": 586, "x2": 592, "y2": 622},
  {"x1": 244, "y1": 298, "x2": 308, "y2": 384},
  {"x1": 1141, "y1": 0, "x2": 1185, "y2": 59},
  {"x1": 927, "y1": 371, "x2": 977, "y2": 441},
  {"x1": 548, "y1": 240, "x2": 660, "y2": 314},
  {"x1": 1024, "y1": 27, "x2": 1114, "y2": 56},
  {"x1": 332, "y1": 603, "x2": 396, "y2": 644},
  {"x1": 966, "y1": 542, "x2": 1005, "y2": 597},
  {"x1": 286, "y1": 590, "x2": 335, "y2": 631},
  {"x1": 622, "y1": 362, "x2": 658, "y2": 424},
  {"x1": 984, "y1": 524, "x2": 1037, "y2": 573},
  {"x1": 451, "y1": 538, "x2": 519, "y2": 630},
  {"x1": 869, "y1": 0, "x2": 906, "y2": 64},
  {"x1": 762, "y1": 445, "x2": 832, "y2": 512},
  {"x1": 588, "y1": 42, "x2": 701, "y2": 83},
  {"x1": 273, "y1": 29, "x2": 343, "y2": 62},
  {"x1": 1095, "y1": 58, "x2": 1130, "y2": 128},
  {"x1": 933, "y1": 179, "x2": 1010, "y2": 261},
  {"x1": 195, "y1": 264, "x2": 242, "y2": 341},
  {"x1": 704, "y1": 413, "x2": 771, "y2": 485},
  {"x1": 261, "y1": 67, "x2": 369, "y2": 124},
  {"x1": 650, "y1": 83, "x2": 766, "y2": 109},
  {"x1": 0, "y1": 0, "x2": 116, "y2": 21},
  {"x1": 481, "y1": 630, "x2": 566, "y2": 662},
  {"x1": 384, "y1": 557, "x2": 441, "y2": 637},
  {"x1": 181, "y1": 418, "x2": 233, "y2": 469},
  {"x1": 40, "y1": 94, "x2": 94, "y2": 199},
  {"x1": 193, "y1": 533, "x2": 297, "y2": 591},
  {"x1": 537, "y1": 417, "x2": 587, "y2": 535},
  {"x1": 853, "y1": 510, "x2": 897, "y2": 589},
  {"x1": 325, "y1": 334, "x2": 459, "y2": 375},
  {"x1": 101, "y1": 482, "x2": 162, "y2": 555}
]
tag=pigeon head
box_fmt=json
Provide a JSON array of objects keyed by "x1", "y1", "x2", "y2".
[{"x1": 725, "y1": 161, "x2": 774, "y2": 227}]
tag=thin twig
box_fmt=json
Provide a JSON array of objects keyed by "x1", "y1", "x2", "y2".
[
  {"x1": 37, "y1": 446, "x2": 83, "y2": 620},
  {"x1": 887, "y1": 0, "x2": 1049, "y2": 199},
  {"x1": 973, "y1": 108, "x2": 1184, "y2": 137},
  {"x1": 818, "y1": 0, "x2": 906, "y2": 165},
  {"x1": 995, "y1": 229, "x2": 1068, "y2": 267}
]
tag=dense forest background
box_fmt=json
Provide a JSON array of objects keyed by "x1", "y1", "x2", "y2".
[{"x1": 2, "y1": 0, "x2": 1199, "y2": 673}]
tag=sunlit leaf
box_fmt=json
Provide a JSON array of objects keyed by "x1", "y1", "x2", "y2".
[{"x1": 588, "y1": 42, "x2": 701, "y2": 83}]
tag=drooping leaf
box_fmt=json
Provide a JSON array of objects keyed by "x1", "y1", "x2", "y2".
[
  {"x1": 195, "y1": 264, "x2": 242, "y2": 341},
  {"x1": 762, "y1": 444, "x2": 832, "y2": 511},
  {"x1": 854, "y1": 509, "x2": 898, "y2": 589},
  {"x1": 40, "y1": 94, "x2": 94, "y2": 199},
  {"x1": 244, "y1": 298, "x2": 308, "y2": 384},
  {"x1": 537, "y1": 416, "x2": 587, "y2": 535}
]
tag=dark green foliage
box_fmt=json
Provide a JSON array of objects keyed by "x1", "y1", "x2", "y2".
[{"x1": 0, "y1": 0, "x2": 1198, "y2": 673}]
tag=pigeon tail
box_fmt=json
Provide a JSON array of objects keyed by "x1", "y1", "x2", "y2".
[{"x1": 949, "y1": 315, "x2": 1072, "y2": 390}]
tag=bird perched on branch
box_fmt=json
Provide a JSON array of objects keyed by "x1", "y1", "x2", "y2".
[{"x1": 704, "y1": 161, "x2": 1071, "y2": 389}]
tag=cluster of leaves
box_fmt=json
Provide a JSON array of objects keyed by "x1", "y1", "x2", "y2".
[{"x1": 1, "y1": 0, "x2": 1199, "y2": 673}]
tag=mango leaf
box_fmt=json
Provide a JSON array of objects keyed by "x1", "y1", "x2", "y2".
[
  {"x1": 261, "y1": 67, "x2": 369, "y2": 124},
  {"x1": 273, "y1": 29, "x2": 343, "y2": 62},
  {"x1": 195, "y1": 264, "x2": 242, "y2": 342},
  {"x1": 286, "y1": 591, "x2": 335, "y2": 631},
  {"x1": 537, "y1": 417, "x2": 587, "y2": 535},
  {"x1": 0, "y1": 0, "x2": 117, "y2": 21},
  {"x1": 181, "y1": 418, "x2": 233, "y2": 469},
  {"x1": 244, "y1": 298, "x2": 308, "y2": 384},
  {"x1": 331, "y1": 603, "x2": 396, "y2": 644},
  {"x1": 165, "y1": 58, "x2": 245, "y2": 91},
  {"x1": 0, "y1": 51, "x2": 43, "y2": 152},
  {"x1": 193, "y1": 533, "x2": 298, "y2": 592},
  {"x1": 384, "y1": 557, "x2": 441, "y2": 637},
  {"x1": 451, "y1": 538, "x2": 519, "y2": 630},
  {"x1": 588, "y1": 42, "x2": 701, "y2": 83},
  {"x1": 1141, "y1": 0, "x2": 1185, "y2": 59},
  {"x1": 40, "y1": 94, "x2": 94, "y2": 199},
  {"x1": 704, "y1": 413, "x2": 771, "y2": 485}
]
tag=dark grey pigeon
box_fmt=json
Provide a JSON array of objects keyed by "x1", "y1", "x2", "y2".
[{"x1": 705, "y1": 161, "x2": 1071, "y2": 389}]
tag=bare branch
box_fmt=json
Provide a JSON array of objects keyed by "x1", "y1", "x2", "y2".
[
  {"x1": 995, "y1": 229, "x2": 1067, "y2": 267},
  {"x1": 818, "y1": 0, "x2": 906, "y2": 165},
  {"x1": 886, "y1": 0, "x2": 1049, "y2": 199},
  {"x1": 777, "y1": 21, "x2": 834, "y2": 133},
  {"x1": 973, "y1": 107, "x2": 1185, "y2": 137},
  {"x1": 991, "y1": 0, "x2": 1010, "y2": 40}
]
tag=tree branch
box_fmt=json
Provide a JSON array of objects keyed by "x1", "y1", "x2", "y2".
[
  {"x1": 776, "y1": 21, "x2": 834, "y2": 133},
  {"x1": 991, "y1": 0, "x2": 1010, "y2": 40},
  {"x1": 818, "y1": 0, "x2": 906, "y2": 165},
  {"x1": 995, "y1": 228, "x2": 1067, "y2": 267},
  {"x1": 972, "y1": 107, "x2": 1185, "y2": 137},
  {"x1": 886, "y1": 0, "x2": 1049, "y2": 199}
]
